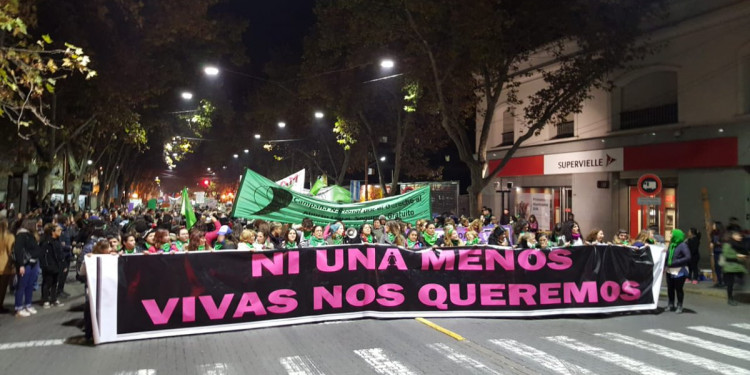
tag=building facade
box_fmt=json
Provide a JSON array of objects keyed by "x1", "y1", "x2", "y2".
[{"x1": 480, "y1": 0, "x2": 750, "y2": 255}]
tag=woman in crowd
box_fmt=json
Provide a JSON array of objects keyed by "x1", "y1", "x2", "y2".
[
  {"x1": 405, "y1": 229, "x2": 422, "y2": 250},
  {"x1": 307, "y1": 226, "x2": 327, "y2": 247},
  {"x1": 686, "y1": 228, "x2": 702, "y2": 284},
  {"x1": 586, "y1": 229, "x2": 607, "y2": 245},
  {"x1": 381, "y1": 221, "x2": 405, "y2": 247},
  {"x1": 360, "y1": 223, "x2": 375, "y2": 244},
  {"x1": 722, "y1": 230, "x2": 747, "y2": 306},
  {"x1": 517, "y1": 233, "x2": 537, "y2": 249},
  {"x1": 421, "y1": 223, "x2": 439, "y2": 247},
  {"x1": 537, "y1": 234, "x2": 551, "y2": 250},
  {"x1": 465, "y1": 230, "x2": 480, "y2": 246},
  {"x1": 710, "y1": 221, "x2": 725, "y2": 288},
  {"x1": 528, "y1": 215, "x2": 539, "y2": 234},
  {"x1": 237, "y1": 229, "x2": 256, "y2": 251},
  {"x1": 120, "y1": 234, "x2": 137, "y2": 254},
  {"x1": 487, "y1": 226, "x2": 509, "y2": 246},
  {"x1": 254, "y1": 230, "x2": 272, "y2": 250},
  {"x1": 137, "y1": 228, "x2": 156, "y2": 252},
  {"x1": 613, "y1": 229, "x2": 631, "y2": 246},
  {"x1": 282, "y1": 227, "x2": 300, "y2": 249},
  {"x1": 562, "y1": 221, "x2": 584, "y2": 246},
  {"x1": 371, "y1": 219, "x2": 385, "y2": 243},
  {"x1": 187, "y1": 229, "x2": 210, "y2": 251},
  {"x1": 147, "y1": 229, "x2": 177, "y2": 253},
  {"x1": 39, "y1": 223, "x2": 64, "y2": 308},
  {"x1": 13, "y1": 219, "x2": 42, "y2": 317},
  {"x1": 633, "y1": 230, "x2": 653, "y2": 247},
  {"x1": 0, "y1": 219, "x2": 15, "y2": 313},
  {"x1": 327, "y1": 223, "x2": 345, "y2": 245},
  {"x1": 665, "y1": 229, "x2": 691, "y2": 313}
]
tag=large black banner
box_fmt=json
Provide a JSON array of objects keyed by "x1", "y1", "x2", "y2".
[{"x1": 93, "y1": 245, "x2": 663, "y2": 342}]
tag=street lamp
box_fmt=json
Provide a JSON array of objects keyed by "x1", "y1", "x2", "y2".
[
  {"x1": 86, "y1": 160, "x2": 93, "y2": 165},
  {"x1": 204, "y1": 66, "x2": 219, "y2": 76},
  {"x1": 314, "y1": 111, "x2": 324, "y2": 119},
  {"x1": 233, "y1": 154, "x2": 238, "y2": 158},
  {"x1": 244, "y1": 149, "x2": 249, "y2": 154},
  {"x1": 380, "y1": 59, "x2": 395, "y2": 68},
  {"x1": 380, "y1": 156, "x2": 386, "y2": 162},
  {"x1": 181, "y1": 91, "x2": 194, "y2": 100},
  {"x1": 254, "y1": 134, "x2": 261, "y2": 139},
  {"x1": 278, "y1": 121, "x2": 286, "y2": 128}
]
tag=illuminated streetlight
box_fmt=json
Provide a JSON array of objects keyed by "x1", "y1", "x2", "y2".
[
  {"x1": 380, "y1": 59, "x2": 395, "y2": 68},
  {"x1": 181, "y1": 91, "x2": 193, "y2": 100},
  {"x1": 233, "y1": 154, "x2": 238, "y2": 158},
  {"x1": 207, "y1": 167, "x2": 211, "y2": 171},
  {"x1": 204, "y1": 66, "x2": 219, "y2": 76},
  {"x1": 222, "y1": 165, "x2": 227, "y2": 170},
  {"x1": 278, "y1": 121, "x2": 286, "y2": 128},
  {"x1": 380, "y1": 156, "x2": 386, "y2": 162},
  {"x1": 314, "y1": 111, "x2": 324, "y2": 119},
  {"x1": 86, "y1": 160, "x2": 93, "y2": 165},
  {"x1": 254, "y1": 134, "x2": 261, "y2": 139},
  {"x1": 244, "y1": 149, "x2": 249, "y2": 153}
]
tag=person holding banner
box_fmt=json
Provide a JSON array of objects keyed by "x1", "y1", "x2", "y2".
[
  {"x1": 613, "y1": 229, "x2": 631, "y2": 246},
  {"x1": 282, "y1": 228, "x2": 300, "y2": 249},
  {"x1": 665, "y1": 229, "x2": 691, "y2": 313},
  {"x1": 465, "y1": 230, "x2": 480, "y2": 246},
  {"x1": 237, "y1": 229, "x2": 256, "y2": 251},
  {"x1": 487, "y1": 226, "x2": 509, "y2": 246},
  {"x1": 186, "y1": 229, "x2": 210, "y2": 251},
  {"x1": 306, "y1": 226, "x2": 327, "y2": 247},
  {"x1": 327, "y1": 223, "x2": 345, "y2": 245},
  {"x1": 380, "y1": 221, "x2": 405, "y2": 247},
  {"x1": 359, "y1": 223, "x2": 375, "y2": 244},
  {"x1": 147, "y1": 229, "x2": 178, "y2": 253},
  {"x1": 120, "y1": 234, "x2": 137, "y2": 254},
  {"x1": 175, "y1": 228, "x2": 190, "y2": 252},
  {"x1": 586, "y1": 229, "x2": 608, "y2": 245},
  {"x1": 405, "y1": 229, "x2": 422, "y2": 249},
  {"x1": 421, "y1": 223, "x2": 439, "y2": 247},
  {"x1": 254, "y1": 231, "x2": 272, "y2": 250}
]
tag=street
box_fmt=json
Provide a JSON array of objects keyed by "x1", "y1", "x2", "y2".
[{"x1": 1, "y1": 279, "x2": 748, "y2": 375}]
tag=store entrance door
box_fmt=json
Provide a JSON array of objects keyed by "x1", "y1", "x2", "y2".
[{"x1": 629, "y1": 186, "x2": 677, "y2": 240}]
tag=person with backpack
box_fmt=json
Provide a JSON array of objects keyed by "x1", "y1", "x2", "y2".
[{"x1": 39, "y1": 223, "x2": 65, "y2": 308}]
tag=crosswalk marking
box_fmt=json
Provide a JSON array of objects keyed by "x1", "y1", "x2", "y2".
[
  {"x1": 645, "y1": 329, "x2": 750, "y2": 361},
  {"x1": 427, "y1": 343, "x2": 500, "y2": 375},
  {"x1": 489, "y1": 339, "x2": 593, "y2": 375},
  {"x1": 546, "y1": 336, "x2": 676, "y2": 375},
  {"x1": 353, "y1": 348, "x2": 415, "y2": 375},
  {"x1": 689, "y1": 326, "x2": 750, "y2": 344},
  {"x1": 197, "y1": 363, "x2": 229, "y2": 375},
  {"x1": 0, "y1": 339, "x2": 65, "y2": 351},
  {"x1": 114, "y1": 370, "x2": 156, "y2": 375},
  {"x1": 597, "y1": 332, "x2": 750, "y2": 375},
  {"x1": 731, "y1": 323, "x2": 750, "y2": 331},
  {"x1": 279, "y1": 356, "x2": 325, "y2": 375}
]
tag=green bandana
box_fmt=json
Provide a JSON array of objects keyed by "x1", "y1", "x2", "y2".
[
  {"x1": 364, "y1": 234, "x2": 373, "y2": 243},
  {"x1": 160, "y1": 243, "x2": 172, "y2": 252},
  {"x1": 330, "y1": 235, "x2": 344, "y2": 245},
  {"x1": 388, "y1": 233, "x2": 395, "y2": 243},
  {"x1": 667, "y1": 229, "x2": 685, "y2": 266},
  {"x1": 422, "y1": 232, "x2": 437, "y2": 246},
  {"x1": 124, "y1": 248, "x2": 135, "y2": 254},
  {"x1": 303, "y1": 231, "x2": 312, "y2": 240},
  {"x1": 285, "y1": 241, "x2": 297, "y2": 249},
  {"x1": 466, "y1": 238, "x2": 479, "y2": 246},
  {"x1": 214, "y1": 243, "x2": 223, "y2": 250},
  {"x1": 309, "y1": 237, "x2": 327, "y2": 247},
  {"x1": 406, "y1": 239, "x2": 418, "y2": 248},
  {"x1": 197, "y1": 245, "x2": 205, "y2": 251}
]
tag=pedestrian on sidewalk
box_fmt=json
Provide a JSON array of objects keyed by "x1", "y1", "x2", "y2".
[
  {"x1": 13, "y1": 219, "x2": 43, "y2": 317},
  {"x1": 722, "y1": 230, "x2": 747, "y2": 306},
  {"x1": 39, "y1": 223, "x2": 65, "y2": 308},
  {"x1": 710, "y1": 221, "x2": 726, "y2": 288},
  {"x1": 0, "y1": 219, "x2": 15, "y2": 313},
  {"x1": 665, "y1": 229, "x2": 691, "y2": 313},
  {"x1": 686, "y1": 228, "x2": 701, "y2": 284}
]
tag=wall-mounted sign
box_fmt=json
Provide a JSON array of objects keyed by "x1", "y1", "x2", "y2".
[{"x1": 544, "y1": 148, "x2": 623, "y2": 175}]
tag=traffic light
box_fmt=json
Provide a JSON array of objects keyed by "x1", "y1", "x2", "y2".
[{"x1": 202, "y1": 179, "x2": 210, "y2": 188}]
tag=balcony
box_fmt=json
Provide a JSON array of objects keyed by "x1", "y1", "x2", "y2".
[
  {"x1": 620, "y1": 103, "x2": 678, "y2": 130},
  {"x1": 553, "y1": 121, "x2": 574, "y2": 139}
]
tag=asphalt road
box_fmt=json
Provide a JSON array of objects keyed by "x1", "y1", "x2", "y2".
[{"x1": 1, "y1": 280, "x2": 748, "y2": 375}]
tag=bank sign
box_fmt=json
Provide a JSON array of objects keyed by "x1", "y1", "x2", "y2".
[{"x1": 544, "y1": 148, "x2": 624, "y2": 175}]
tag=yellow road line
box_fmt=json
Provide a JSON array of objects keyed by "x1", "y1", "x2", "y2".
[{"x1": 415, "y1": 318, "x2": 465, "y2": 341}]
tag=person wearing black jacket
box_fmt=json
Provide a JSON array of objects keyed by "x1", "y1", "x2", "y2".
[
  {"x1": 39, "y1": 223, "x2": 65, "y2": 308},
  {"x1": 13, "y1": 219, "x2": 43, "y2": 317},
  {"x1": 686, "y1": 228, "x2": 701, "y2": 284}
]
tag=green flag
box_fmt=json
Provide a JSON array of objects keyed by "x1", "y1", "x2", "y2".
[
  {"x1": 231, "y1": 168, "x2": 431, "y2": 227},
  {"x1": 181, "y1": 187, "x2": 197, "y2": 230},
  {"x1": 310, "y1": 175, "x2": 327, "y2": 196}
]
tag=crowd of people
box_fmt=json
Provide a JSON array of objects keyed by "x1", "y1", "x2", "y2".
[{"x1": 0, "y1": 202, "x2": 747, "y2": 330}]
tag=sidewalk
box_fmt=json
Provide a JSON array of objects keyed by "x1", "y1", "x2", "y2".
[{"x1": 660, "y1": 277, "x2": 747, "y2": 302}]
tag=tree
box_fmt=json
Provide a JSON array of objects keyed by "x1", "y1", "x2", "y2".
[{"x1": 311, "y1": 0, "x2": 665, "y2": 216}]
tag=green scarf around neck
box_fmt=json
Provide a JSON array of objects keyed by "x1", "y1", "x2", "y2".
[
  {"x1": 667, "y1": 229, "x2": 685, "y2": 266},
  {"x1": 422, "y1": 231, "x2": 437, "y2": 246},
  {"x1": 309, "y1": 237, "x2": 326, "y2": 247}
]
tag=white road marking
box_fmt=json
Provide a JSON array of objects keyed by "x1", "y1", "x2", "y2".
[
  {"x1": 731, "y1": 323, "x2": 750, "y2": 331},
  {"x1": 0, "y1": 339, "x2": 65, "y2": 350},
  {"x1": 490, "y1": 339, "x2": 593, "y2": 375},
  {"x1": 597, "y1": 332, "x2": 750, "y2": 375},
  {"x1": 546, "y1": 336, "x2": 676, "y2": 375},
  {"x1": 353, "y1": 348, "x2": 415, "y2": 375},
  {"x1": 427, "y1": 343, "x2": 500, "y2": 375},
  {"x1": 114, "y1": 370, "x2": 156, "y2": 375},
  {"x1": 198, "y1": 363, "x2": 229, "y2": 375},
  {"x1": 689, "y1": 326, "x2": 750, "y2": 344},
  {"x1": 279, "y1": 356, "x2": 325, "y2": 375},
  {"x1": 645, "y1": 329, "x2": 750, "y2": 361}
]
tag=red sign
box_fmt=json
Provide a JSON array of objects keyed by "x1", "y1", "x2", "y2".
[{"x1": 637, "y1": 174, "x2": 662, "y2": 196}]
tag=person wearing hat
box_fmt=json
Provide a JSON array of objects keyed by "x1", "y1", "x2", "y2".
[
  {"x1": 665, "y1": 229, "x2": 691, "y2": 313},
  {"x1": 327, "y1": 222, "x2": 345, "y2": 245},
  {"x1": 137, "y1": 228, "x2": 157, "y2": 253},
  {"x1": 213, "y1": 225, "x2": 231, "y2": 250}
]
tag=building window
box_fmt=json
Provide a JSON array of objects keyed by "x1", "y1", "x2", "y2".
[
  {"x1": 499, "y1": 109, "x2": 514, "y2": 146},
  {"x1": 619, "y1": 71, "x2": 678, "y2": 130},
  {"x1": 552, "y1": 114, "x2": 574, "y2": 139}
]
